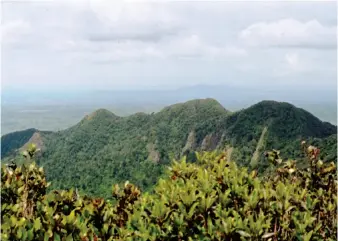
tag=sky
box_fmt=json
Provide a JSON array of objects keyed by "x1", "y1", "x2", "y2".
[{"x1": 1, "y1": 0, "x2": 337, "y2": 92}]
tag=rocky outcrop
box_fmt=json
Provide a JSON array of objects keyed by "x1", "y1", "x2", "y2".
[
  {"x1": 201, "y1": 133, "x2": 219, "y2": 151},
  {"x1": 216, "y1": 132, "x2": 227, "y2": 150},
  {"x1": 250, "y1": 126, "x2": 268, "y2": 168},
  {"x1": 147, "y1": 143, "x2": 160, "y2": 163},
  {"x1": 19, "y1": 132, "x2": 44, "y2": 155},
  {"x1": 182, "y1": 130, "x2": 197, "y2": 155}
]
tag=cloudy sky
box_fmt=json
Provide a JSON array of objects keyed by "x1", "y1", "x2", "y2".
[{"x1": 1, "y1": 0, "x2": 337, "y2": 92}]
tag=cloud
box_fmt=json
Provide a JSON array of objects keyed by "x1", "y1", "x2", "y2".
[
  {"x1": 49, "y1": 1, "x2": 247, "y2": 62},
  {"x1": 86, "y1": 26, "x2": 181, "y2": 43},
  {"x1": 269, "y1": 51, "x2": 335, "y2": 78},
  {"x1": 74, "y1": 34, "x2": 246, "y2": 64},
  {"x1": 285, "y1": 53, "x2": 301, "y2": 69},
  {"x1": 48, "y1": 4, "x2": 247, "y2": 63},
  {"x1": 85, "y1": 43, "x2": 166, "y2": 64},
  {"x1": 279, "y1": 52, "x2": 309, "y2": 75},
  {"x1": 1, "y1": 1, "x2": 336, "y2": 91},
  {"x1": 163, "y1": 35, "x2": 246, "y2": 60},
  {"x1": 39, "y1": 2, "x2": 247, "y2": 61},
  {"x1": 239, "y1": 18, "x2": 336, "y2": 49},
  {"x1": 1, "y1": 19, "x2": 32, "y2": 44},
  {"x1": 83, "y1": 1, "x2": 183, "y2": 43}
]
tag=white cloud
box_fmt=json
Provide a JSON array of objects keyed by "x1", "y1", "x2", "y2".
[
  {"x1": 83, "y1": 1, "x2": 183, "y2": 43},
  {"x1": 163, "y1": 34, "x2": 246, "y2": 60},
  {"x1": 36, "y1": 1, "x2": 247, "y2": 62},
  {"x1": 278, "y1": 52, "x2": 309, "y2": 75},
  {"x1": 85, "y1": 42, "x2": 166, "y2": 63},
  {"x1": 65, "y1": 34, "x2": 246, "y2": 64},
  {"x1": 239, "y1": 18, "x2": 336, "y2": 49},
  {"x1": 1, "y1": 1, "x2": 336, "y2": 91},
  {"x1": 1, "y1": 19, "x2": 32, "y2": 44},
  {"x1": 270, "y1": 51, "x2": 334, "y2": 78},
  {"x1": 285, "y1": 53, "x2": 301, "y2": 69}
]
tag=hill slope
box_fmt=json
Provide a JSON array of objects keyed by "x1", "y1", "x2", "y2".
[
  {"x1": 1, "y1": 128, "x2": 38, "y2": 157},
  {"x1": 1, "y1": 99, "x2": 336, "y2": 198}
]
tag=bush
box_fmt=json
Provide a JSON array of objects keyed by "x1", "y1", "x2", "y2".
[{"x1": 1, "y1": 143, "x2": 337, "y2": 240}]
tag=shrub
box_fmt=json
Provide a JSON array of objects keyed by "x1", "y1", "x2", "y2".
[{"x1": 1, "y1": 143, "x2": 337, "y2": 240}]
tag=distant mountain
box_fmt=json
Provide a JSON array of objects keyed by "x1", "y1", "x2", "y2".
[{"x1": 1, "y1": 99, "x2": 336, "y2": 198}]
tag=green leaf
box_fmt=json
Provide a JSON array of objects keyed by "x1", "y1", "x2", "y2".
[
  {"x1": 17, "y1": 228, "x2": 23, "y2": 239},
  {"x1": 54, "y1": 234, "x2": 61, "y2": 241},
  {"x1": 10, "y1": 215, "x2": 17, "y2": 227},
  {"x1": 68, "y1": 210, "x2": 76, "y2": 224},
  {"x1": 262, "y1": 232, "x2": 275, "y2": 239},
  {"x1": 44, "y1": 232, "x2": 49, "y2": 241},
  {"x1": 188, "y1": 202, "x2": 199, "y2": 219},
  {"x1": 27, "y1": 229, "x2": 34, "y2": 241},
  {"x1": 33, "y1": 218, "x2": 42, "y2": 231},
  {"x1": 237, "y1": 230, "x2": 251, "y2": 237},
  {"x1": 65, "y1": 234, "x2": 73, "y2": 241},
  {"x1": 303, "y1": 231, "x2": 313, "y2": 241},
  {"x1": 17, "y1": 186, "x2": 25, "y2": 194}
]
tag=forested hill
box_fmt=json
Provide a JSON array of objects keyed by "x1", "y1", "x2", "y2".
[{"x1": 1, "y1": 99, "x2": 336, "y2": 198}]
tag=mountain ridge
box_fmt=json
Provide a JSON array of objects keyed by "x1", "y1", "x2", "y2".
[
  {"x1": 2, "y1": 98, "x2": 335, "y2": 158},
  {"x1": 81, "y1": 98, "x2": 229, "y2": 120},
  {"x1": 1, "y1": 98, "x2": 336, "y2": 197}
]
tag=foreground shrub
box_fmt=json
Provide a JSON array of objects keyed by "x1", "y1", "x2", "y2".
[{"x1": 1, "y1": 143, "x2": 337, "y2": 240}]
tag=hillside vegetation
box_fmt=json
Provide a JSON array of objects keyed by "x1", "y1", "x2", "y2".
[
  {"x1": 1, "y1": 128, "x2": 38, "y2": 157},
  {"x1": 1, "y1": 143, "x2": 337, "y2": 240},
  {"x1": 1, "y1": 99, "x2": 336, "y2": 198}
]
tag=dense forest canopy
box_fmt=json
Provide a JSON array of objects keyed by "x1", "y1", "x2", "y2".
[{"x1": 1, "y1": 99, "x2": 337, "y2": 198}]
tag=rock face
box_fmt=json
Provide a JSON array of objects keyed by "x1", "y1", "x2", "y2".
[
  {"x1": 182, "y1": 130, "x2": 197, "y2": 156},
  {"x1": 147, "y1": 143, "x2": 160, "y2": 163},
  {"x1": 216, "y1": 132, "x2": 227, "y2": 150},
  {"x1": 225, "y1": 146, "x2": 234, "y2": 162},
  {"x1": 201, "y1": 133, "x2": 219, "y2": 151},
  {"x1": 19, "y1": 132, "x2": 44, "y2": 156},
  {"x1": 250, "y1": 126, "x2": 268, "y2": 168},
  {"x1": 18, "y1": 131, "x2": 44, "y2": 157}
]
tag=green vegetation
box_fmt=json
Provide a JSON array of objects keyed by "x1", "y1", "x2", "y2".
[
  {"x1": 1, "y1": 128, "x2": 38, "y2": 157},
  {"x1": 1, "y1": 104, "x2": 164, "y2": 136},
  {"x1": 1, "y1": 99, "x2": 336, "y2": 198},
  {"x1": 2, "y1": 142, "x2": 337, "y2": 240}
]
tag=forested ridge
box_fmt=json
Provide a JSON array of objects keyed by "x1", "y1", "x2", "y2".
[
  {"x1": 1, "y1": 128, "x2": 38, "y2": 158},
  {"x1": 1, "y1": 99, "x2": 336, "y2": 198}
]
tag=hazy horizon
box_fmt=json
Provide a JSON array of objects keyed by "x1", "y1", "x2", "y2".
[{"x1": 2, "y1": 84, "x2": 337, "y2": 135}]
